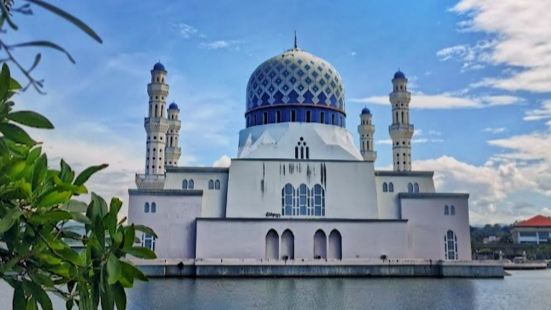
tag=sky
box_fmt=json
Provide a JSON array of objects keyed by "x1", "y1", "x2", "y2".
[{"x1": 6, "y1": 0, "x2": 551, "y2": 225}]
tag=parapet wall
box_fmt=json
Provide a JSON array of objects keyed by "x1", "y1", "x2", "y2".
[{"x1": 134, "y1": 259, "x2": 504, "y2": 278}]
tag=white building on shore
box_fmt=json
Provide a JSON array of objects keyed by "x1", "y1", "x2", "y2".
[{"x1": 128, "y1": 43, "x2": 472, "y2": 262}]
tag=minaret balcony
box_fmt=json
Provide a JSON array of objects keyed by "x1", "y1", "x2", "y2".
[{"x1": 389, "y1": 123, "x2": 414, "y2": 131}]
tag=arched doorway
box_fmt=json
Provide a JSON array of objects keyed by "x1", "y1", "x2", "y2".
[
  {"x1": 313, "y1": 230, "x2": 327, "y2": 259},
  {"x1": 265, "y1": 229, "x2": 279, "y2": 260},
  {"x1": 328, "y1": 230, "x2": 342, "y2": 260},
  {"x1": 281, "y1": 229, "x2": 294, "y2": 260}
]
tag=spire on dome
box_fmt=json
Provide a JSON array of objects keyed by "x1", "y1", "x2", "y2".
[{"x1": 294, "y1": 30, "x2": 298, "y2": 49}]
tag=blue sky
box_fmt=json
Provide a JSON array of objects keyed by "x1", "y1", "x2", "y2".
[{"x1": 8, "y1": 0, "x2": 551, "y2": 224}]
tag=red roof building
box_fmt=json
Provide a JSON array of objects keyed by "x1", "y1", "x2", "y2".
[
  {"x1": 512, "y1": 215, "x2": 551, "y2": 244},
  {"x1": 514, "y1": 215, "x2": 551, "y2": 227}
]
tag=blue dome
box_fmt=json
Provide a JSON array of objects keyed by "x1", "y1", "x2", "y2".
[
  {"x1": 245, "y1": 48, "x2": 346, "y2": 128},
  {"x1": 394, "y1": 70, "x2": 406, "y2": 79},
  {"x1": 153, "y1": 62, "x2": 165, "y2": 71},
  {"x1": 361, "y1": 107, "x2": 371, "y2": 115},
  {"x1": 168, "y1": 102, "x2": 179, "y2": 110}
]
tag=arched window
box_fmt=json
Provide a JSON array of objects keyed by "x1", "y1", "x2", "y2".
[
  {"x1": 144, "y1": 202, "x2": 150, "y2": 213},
  {"x1": 151, "y1": 202, "x2": 156, "y2": 213},
  {"x1": 215, "y1": 179, "x2": 220, "y2": 190},
  {"x1": 408, "y1": 183, "x2": 413, "y2": 193},
  {"x1": 444, "y1": 205, "x2": 449, "y2": 215},
  {"x1": 188, "y1": 179, "x2": 194, "y2": 189},
  {"x1": 141, "y1": 234, "x2": 156, "y2": 251},
  {"x1": 208, "y1": 180, "x2": 214, "y2": 190},
  {"x1": 389, "y1": 182, "x2": 394, "y2": 192},
  {"x1": 414, "y1": 182, "x2": 419, "y2": 193},
  {"x1": 298, "y1": 184, "x2": 308, "y2": 216},
  {"x1": 314, "y1": 230, "x2": 327, "y2": 259},
  {"x1": 444, "y1": 230, "x2": 458, "y2": 260},
  {"x1": 281, "y1": 230, "x2": 294, "y2": 260},
  {"x1": 282, "y1": 184, "x2": 294, "y2": 216},
  {"x1": 450, "y1": 205, "x2": 456, "y2": 216},
  {"x1": 328, "y1": 230, "x2": 342, "y2": 260},
  {"x1": 182, "y1": 179, "x2": 188, "y2": 189},
  {"x1": 383, "y1": 182, "x2": 388, "y2": 192},
  {"x1": 294, "y1": 137, "x2": 309, "y2": 159},
  {"x1": 265, "y1": 229, "x2": 279, "y2": 260},
  {"x1": 313, "y1": 184, "x2": 325, "y2": 216}
]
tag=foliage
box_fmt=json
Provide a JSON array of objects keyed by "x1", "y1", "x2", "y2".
[
  {"x1": 0, "y1": 0, "x2": 102, "y2": 93},
  {"x1": 0, "y1": 1, "x2": 156, "y2": 309}
]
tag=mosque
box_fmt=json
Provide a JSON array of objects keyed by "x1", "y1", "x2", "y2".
[{"x1": 128, "y1": 42, "x2": 472, "y2": 263}]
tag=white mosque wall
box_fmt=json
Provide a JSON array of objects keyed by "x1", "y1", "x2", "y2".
[
  {"x1": 400, "y1": 193, "x2": 472, "y2": 260},
  {"x1": 238, "y1": 123, "x2": 363, "y2": 160},
  {"x1": 225, "y1": 159, "x2": 379, "y2": 219},
  {"x1": 164, "y1": 167, "x2": 229, "y2": 217},
  {"x1": 374, "y1": 171, "x2": 436, "y2": 219},
  {"x1": 195, "y1": 219, "x2": 409, "y2": 260},
  {"x1": 128, "y1": 190, "x2": 202, "y2": 258}
]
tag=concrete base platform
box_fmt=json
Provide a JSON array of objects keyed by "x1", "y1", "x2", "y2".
[{"x1": 133, "y1": 259, "x2": 504, "y2": 278}]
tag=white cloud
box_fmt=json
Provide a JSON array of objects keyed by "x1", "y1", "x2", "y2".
[
  {"x1": 436, "y1": 40, "x2": 495, "y2": 71},
  {"x1": 175, "y1": 23, "x2": 199, "y2": 39},
  {"x1": 212, "y1": 155, "x2": 231, "y2": 167},
  {"x1": 351, "y1": 93, "x2": 522, "y2": 109},
  {"x1": 445, "y1": 0, "x2": 551, "y2": 93},
  {"x1": 349, "y1": 51, "x2": 357, "y2": 56},
  {"x1": 415, "y1": 156, "x2": 541, "y2": 224},
  {"x1": 483, "y1": 127, "x2": 506, "y2": 134},
  {"x1": 200, "y1": 40, "x2": 241, "y2": 51},
  {"x1": 524, "y1": 100, "x2": 551, "y2": 121}
]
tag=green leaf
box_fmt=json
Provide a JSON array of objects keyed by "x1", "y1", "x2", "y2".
[
  {"x1": 0, "y1": 207, "x2": 22, "y2": 234},
  {"x1": 74, "y1": 163, "x2": 108, "y2": 186},
  {"x1": 112, "y1": 283, "x2": 126, "y2": 310},
  {"x1": 10, "y1": 40, "x2": 76, "y2": 63},
  {"x1": 122, "y1": 226, "x2": 135, "y2": 249},
  {"x1": 31, "y1": 153, "x2": 47, "y2": 190},
  {"x1": 26, "y1": 0, "x2": 103, "y2": 43},
  {"x1": 13, "y1": 283, "x2": 26, "y2": 310},
  {"x1": 121, "y1": 261, "x2": 148, "y2": 282},
  {"x1": 125, "y1": 246, "x2": 156, "y2": 259},
  {"x1": 7, "y1": 110, "x2": 54, "y2": 129},
  {"x1": 36, "y1": 190, "x2": 72, "y2": 208},
  {"x1": 0, "y1": 64, "x2": 10, "y2": 98},
  {"x1": 0, "y1": 123, "x2": 35, "y2": 145},
  {"x1": 133, "y1": 224, "x2": 157, "y2": 238},
  {"x1": 24, "y1": 281, "x2": 52, "y2": 310},
  {"x1": 59, "y1": 159, "x2": 75, "y2": 183},
  {"x1": 31, "y1": 209, "x2": 73, "y2": 224},
  {"x1": 107, "y1": 253, "x2": 122, "y2": 285},
  {"x1": 69, "y1": 211, "x2": 91, "y2": 225}
]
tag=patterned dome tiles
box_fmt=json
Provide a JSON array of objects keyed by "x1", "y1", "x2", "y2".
[{"x1": 246, "y1": 48, "x2": 345, "y2": 113}]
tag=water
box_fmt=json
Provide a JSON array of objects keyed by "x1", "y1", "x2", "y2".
[{"x1": 2, "y1": 270, "x2": 551, "y2": 309}]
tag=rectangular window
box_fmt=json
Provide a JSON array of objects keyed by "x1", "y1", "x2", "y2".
[
  {"x1": 320, "y1": 112, "x2": 325, "y2": 124},
  {"x1": 331, "y1": 114, "x2": 335, "y2": 125},
  {"x1": 263, "y1": 112, "x2": 268, "y2": 124},
  {"x1": 276, "y1": 111, "x2": 281, "y2": 123},
  {"x1": 306, "y1": 110, "x2": 311, "y2": 122},
  {"x1": 291, "y1": 110, "x2": 296, "y2": 122}
]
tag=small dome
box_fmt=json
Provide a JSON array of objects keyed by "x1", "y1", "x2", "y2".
[
  {"x1": 393, "y1": 70, "x2": 406, "y2": 80},
  {"x1": 168, "y1": 102, "x2": 179, "y2": 110},
  {"x1": 153, "y1": 62, "x2": 165, "y2": 71},
  {"x1": 361, "y1": 107, "x2": 371, "y2": 115}
]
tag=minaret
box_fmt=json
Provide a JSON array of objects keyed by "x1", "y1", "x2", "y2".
[
  {"x1": 388, "y1": 70, "x2": 414, "y2": 171},
  {"x1": 165, "y1": 102, "x2": 181, "y2": 167},
  {"x1": 357, "y1": 107, "x2": 376, "y2": 162},
  {"x1": 144, "y1": 62, "x2": 170, "y2": 175}
]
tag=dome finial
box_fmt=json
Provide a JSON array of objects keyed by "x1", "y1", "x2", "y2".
[{"x1": 294, "y1": 30, "x2": 298, "y2": 49}]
